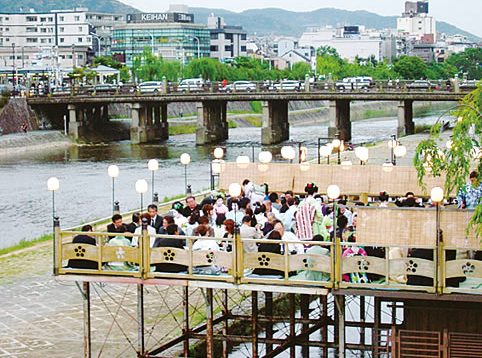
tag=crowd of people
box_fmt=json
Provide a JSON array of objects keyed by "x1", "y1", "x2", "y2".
[{"x1": 68, "y1": 171, "x2": 482, "y2": 286}]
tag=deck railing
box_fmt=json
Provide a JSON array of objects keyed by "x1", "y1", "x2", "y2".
[{"x1": 54, "y1": 222, "x2": 482, "y2": 295}]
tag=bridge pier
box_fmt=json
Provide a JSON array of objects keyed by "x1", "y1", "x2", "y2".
[
  {"x1": 196, "y1": 101, "x2": 228, "y2": 145},
  {"x1": 398, "y1": 100, "x2": 414, "y2": 137},
  {"x1": 328, "y1": 100, "x2": 351, "y2": 142},
  {"x1": 130, "y1": 103, "x2": 147, "y2": 144},
  {"x1": 261, "y1": 100, "x2": 290, "y2": 145},
  {"x1": 67, "y1": 104, "x2": 85, "y2": 140}
]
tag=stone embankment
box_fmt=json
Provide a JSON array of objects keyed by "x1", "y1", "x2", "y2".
[
  {"x1": 0, "y1": 130, "x2": 72, "y2": 156},
  {"x1": 0, "y1": 97, "x2": 38, "y2": 135}
]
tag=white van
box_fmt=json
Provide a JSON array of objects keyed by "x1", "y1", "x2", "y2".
[
  {"x1": 137, "y1": 81, "x2": 163, "y2": 94},
  {"x1": 177, "y1": 78, "x2": 204, "y2": 92}
]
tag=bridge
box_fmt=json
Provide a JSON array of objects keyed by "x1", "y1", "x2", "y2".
[{"x1": 27, "y1": 90, "x2": 465, "y2": 145}]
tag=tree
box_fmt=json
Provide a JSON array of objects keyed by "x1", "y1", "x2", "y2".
[
  {"x1": 182, "y1": 58, "x2": 227, "y2": 81},
  {"x1": 316, "y1": 46, "x2": 340, "y2": 58},
  {"x1": 446, "y1": 48, "x2": 482, "y2": 80},
  {"x1": 316, "y1": 55, "x2": 345, "y2": 80},
  {"x1": 131, "y1": 48, "x2": 181, "y2": 82},
  {"x1": 414, "y1": 84, "x2": 482, "y2": 236},
  {"x1": 393, "y1": 56, "x2": 428, "y2": 79},
  {"x1": 426, "y1": 62, "x2": 458, "y2": 80},
  {"x1": 288, "y1": 62, "x2": 312, "y2": 80}
]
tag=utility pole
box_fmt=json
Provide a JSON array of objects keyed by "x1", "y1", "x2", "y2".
[{"x1": 12, "y1": 43, "x2": 16, "y2": 96}]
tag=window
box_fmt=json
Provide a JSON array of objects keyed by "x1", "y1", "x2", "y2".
[
  {"x1": 26, "y1": 16, "x2": 37, "y2": 22},
  {"x1": 210, "y1": 45, "x2": 219, "y2": 52},
  {"x1": 41, "y1": 39, "x2": 47, "y2": 43},
  {"x1": 210, "y1": 33, "x2": 218, "y2": 40},
  {"x1": 48, "y1": 17, "x2": 53, "y2": 22},
  {"x1": 5, "y1": 28, "x2": 9, "y2": 31},
  {"x1": 78, "y1": 54, "x2": 83, "y2": 59},
  {"x1": 225, "y1": 45, "x2": 232, "y2": 51},
  {"x1": 241, "y1": 34, "x2": 247, "y2": 40},
  {"x1": 41, "y1": 28, "x2": 47, "y2": 33},
  {"x1": 78, "y1": 37, "x2": 83, "y2": 42},
  {"x1": 60, "y1": 38, "x2": 65, "y2": 43},
  {"x1": 225, "y1": 34, "x2": 233, "y2": 41},
  {"x1": 5, "y1": 38, "x2": 9, "y2": 42},
  {"x1": 40, "y1": 17, "x2": 46, "y2": 22},
  {"x1": 26, "y1": 38, "x2": 38, "y2": 43},
  {"x1": 241, "y1": 46, "x2": 247, "y2": 52},
  {"x1": 74, "y1": 16, "x2": 80, "y2": 21},
  {"x1": 59, "y1": 16, "x2": 65, "y2": 22},
  {"x1": 5, "y1": 17, "x2": 9, "y2": 21},
  {"x1": 60, "y1": 27, "x2": 64, "y2": 32},
  {"x1": 26, "y1": 27, "x2": 37, "y2": 32},
  {"x1": 78, "y1": 27, "x2": 82, "y2": 32}
]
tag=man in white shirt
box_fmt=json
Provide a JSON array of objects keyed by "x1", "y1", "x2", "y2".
[
  {"x1": 274, "y1": 221, "x2": 304, "y2": 254},
  {"x1": 239, "y1": 215, "x2": 261, "y2": 253}
]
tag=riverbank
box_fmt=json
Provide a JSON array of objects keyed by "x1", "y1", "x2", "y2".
[{"x1": 0, "y1": 130, "x2": 73, "y2": 156}]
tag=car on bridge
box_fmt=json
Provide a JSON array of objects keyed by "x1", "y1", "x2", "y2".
[
  {"x1": 177, "y1": 78, "x2": 205, "y2": 92},
  {"x1": 270, "y1": 80, "x2": 302, "y2": 92},
  {"x1": 406, "y1": 80, "x2": 433, "y2": 90},
  {"x1": 221, "y1": 81, "x2": 257, "y2": 93},
  {"x1": 459, "y1": 80, "x2": 478, "y2": 91},
  {"x1": 135, "y1": 81, "x2": 164, "y2": 94},
  {"x1": 88, "y1": 84, "x2": 117, "y2": 95},
  {"x1": 336, "y1": 77, "x2": 373, "y2": 91}
]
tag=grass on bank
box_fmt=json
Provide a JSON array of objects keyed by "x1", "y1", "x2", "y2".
[{"x1": 0, "y1": 234, "x2": 53, "y2": 257}]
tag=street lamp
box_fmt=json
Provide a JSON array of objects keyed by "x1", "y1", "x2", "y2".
[
  {"x1": 89, "y1": 32, "x2": 102, "y2": 56},
  {"x1": 148, "y1": 159, "x2": 159, "y2": 202},
  {"x1": 355, "y1": 146, "x2": 369, "y2": 165},
  {"x1": 431, "y1": 186, "x2": 444, "y2": 293},
  {"x1": 180, "y1": 153, "x2": 191, "y2": 194},
  {"x1": 394, "y1": 144, "x2": 407, "y2": 164},
  {"x1": 47, "y1": 177, "x2": 60, "y2": 221},
  {"x1": 213, "y1": 147, "x2": 224, "y2": 160},
  {"x1": 319, "y1": 145, "x2": 333, "y2": 164},
  {"x1": 11, "y1": 43, "x2": 16, "y2": 96},
  {"x1": 332, "y1": 139, "x2": 343, "y2": 164},
  {"x1": 382, "y1": 161, "x2": 394, "y2": 173},
  {"x1": 107, "y1": 165, "x2": 119, "y2": 214},
  {"x1": 258, "y1": 151, "x2": 273, "y2": 164},
  {"x1": 388, "y1": 135, "x2": 398, "y2": 165},
  {"x1": 281, "y1": 146, "x2": 296, "y2": 163},
  {"x1": 135, "y1": 179, "x2": 149, "y2": 212},
  {"x1": 185, "y1": 35, "x2": 201, "y2": 58},
  {"x1": 236, "y1": 155, "x2": 250, "y2": 169}
]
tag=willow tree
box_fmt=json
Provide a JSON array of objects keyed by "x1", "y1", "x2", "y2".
[{"x1": 414, "y1": 84, "x2": 482, "y2": 236}]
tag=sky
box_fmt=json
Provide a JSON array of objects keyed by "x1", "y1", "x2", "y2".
[{"x1": 118, "y1": 0, "x2": 482, "y2": 37}]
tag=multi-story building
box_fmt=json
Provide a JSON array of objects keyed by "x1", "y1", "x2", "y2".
[
  {"x1": 299, "y1": 26, "x2": 396, "y2": 63},
  {"x1": 0, "y1": 9, "x2": 92, "y2": 69},
  {"x1": 397, "y1": 1, "x2": 436, "y2": 43},
  {"x1": 207, "y1": 15, "x2": 247, "y2": 62},
  {"x1": 111, "y1": 5, "x2": 210, "y2": 67},
  {"x1": 86, "y1": 12, "x2": 125, "y2": 56}
]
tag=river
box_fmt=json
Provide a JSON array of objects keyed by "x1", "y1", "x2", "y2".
[{"x1": 0, "y1": 114, "x2": 441, "y2": 249}]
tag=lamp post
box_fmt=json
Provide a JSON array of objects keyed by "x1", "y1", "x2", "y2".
[
  {"x1": 229, "y1": 182, "x2": 242, "y2": 283},
  {"x1": 236, "y1": 155, "x2": 250, "y2": 169},
  {"x1": 332, "y1": 139, "x2": 342, "y2": 165},
  {"x1": 259, "y1": 151, "x2": 273, "y2": 164},
  {"x1": 47, "y1": 177, "x2": 60, "y2": 275},
  {"x1": 388, "y1": 135, "x2": 397, "y2": 165},
  {"x1": 355, "y1": 146, "x2": 369, "y2": 165},
  {"x1": 71, "y1": 44, "x2": 75, "y2": 67},
  {"x1": 185, "y1": 35, "x2": 200, "y2": 58},
  {"x1": 319, "y1": 144, "x2": 333, "y2": 165},
  {"x1": 11, "y1": 43, "x2": 16, "y2": 96},
  {"x1": 210, "y1": 147, "x2": 224, "y2": 190},
  {"x1": 281, "y1": 145, "x2": 296, "y2": 163},
  {"x1": 90, "y1": 32, "x2": 102, "y2": 56},
  {"x1": 431, "y1": 186, "x2": 444, "y2": 294},
  {"x1": 394, "y1": 143, "x2": 407, "y2": 165},
  {"x1": 148, "y1": 159, "x2": 159, "y2": 202},
  {"x1": 327, "y1": 184, "x2": 341, "y2": 286},
  {"x1": 107, "y1": 165, "x2": 119, "y2": 214},
  {"x1": 135, "y1": 179, "x2": 148, "y2": 213},
  {"x1": 180, "y1": 153, "x2": 191, "y2": 194},
  {"x1": 47, "y1": 177, "x2": 60, "y2": 222}
]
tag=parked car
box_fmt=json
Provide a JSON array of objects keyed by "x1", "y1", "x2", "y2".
[
  {"x1": 222, "y1": 81, "x2": 256, "y2": 93},
  {"x1": 406, "y1": 80, "x2": 432, "y2": 90},
  {"x1": 459, "y1": 80, "x2": 478, "y2": 91},
  {"x1": 136, "y1": 81, "x2": 164, "y2": 94},
  {"x1": 89, "y1": 84, "x2": 117, "y2": 95},
  {"x1": 177, "y1": 78, "x2": 204, "y2": 92},
  {"x1": 336, "y1": 77, "x2": 373, "y2": 91},
  {"x1": 271, "y1": 80, "x2": 302, "y2": 92}
]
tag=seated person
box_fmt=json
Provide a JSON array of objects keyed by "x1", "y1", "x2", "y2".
[
  {"x1": 342, "y1": 232, "x2": 369, "y2": 283},
  {"x1": 131, "y1": 215, "x2": 157, "y2": 248},
  {"x1": 105, "y1": 234, "x2": 133, "y2": 271},
  {"x1": 252, "y1": 230, "x2": 284, "y2": 276},
  {"x1": 68, "y1": 225, "x2": 97, "y2": 270},
  {"x1": 395, "y1": 192, "x2": 424, "y2": 208},
  {"x1": 291, "y1": 235, "x2": 331, "y2": 281},
  {"x1": 158, "y1": 215, "x2": 186, "y2": 235},
  {"x1": 240, "y1": 215, "x2": 262, "y2": 253},
  {"x1": 107, "y1": 214, "x2": 127, "y2": 237},
  {"x1": 126, "y1": 212, "x2": 141, "y2": 235},
  {"x1": 192, "y1": 224, "x2": 221, "y2": 275},
  {"x1": 153, "y1": 224, "x2": 187, "y2": 273}
]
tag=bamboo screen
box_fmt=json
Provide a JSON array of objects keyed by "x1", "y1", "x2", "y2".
[
  {"x1": 356, "y1": 207, "x2": 478, "y2": 247},
  {"x1": 219, "y1": 163, "x2": 447, "y2": 197}
]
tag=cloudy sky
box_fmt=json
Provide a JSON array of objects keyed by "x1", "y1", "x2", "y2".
[{"x1": 118, "y1": 0, "x2": 482, "y2": 37}]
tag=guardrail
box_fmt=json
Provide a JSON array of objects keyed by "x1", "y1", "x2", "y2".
[
  {"x1": 26, "y1": 79, "x2": 477, "y2": 98},
  {"x1": 54, "y1": 213, "x2": 482, "y2": 295}
]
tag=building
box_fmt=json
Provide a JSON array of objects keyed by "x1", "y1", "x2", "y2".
[
  {"x1": 397, "y1": 1, "x2": 436, "y2": 43},
  {"x1": 207, "y1": 15, "x2": 247, "y2": 62},
  {"x1": 299, "y1": 26, "x2": 396, "y2": 63},
  {"x1": 279, "y1": 48, "x2": 316, "y2": 70},
  {"x1": 86, "y1": 12, "x2": 125, "y2": 56},
  {"x1": 0, "y1": 9, "x2": 92, "y2": 69},
  {"x1": 111, "y1": 5, "x2": 210, "y2": 67}
]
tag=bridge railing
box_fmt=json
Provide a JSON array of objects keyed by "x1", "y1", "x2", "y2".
[{"x1": 26, "y1": 79, "x2": 474, "y2": 98}]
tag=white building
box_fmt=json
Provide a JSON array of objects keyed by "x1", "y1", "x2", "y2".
[
  {"x1": 86, "y1": 12, "x2": 125, "y2": 56},
  {"x1": 299, "y1": 26, "x2": 395, "y2": 63},
  {"x1": 208, "y1": 15, "x2": 247, "y2": 62},
  {"x1": 0, "y1": 9, "x2": 92, "y2": 69},
  {"x1": 397, "y1": 1, "x2": 436, "y2": 43},
  {"x1": 276, "y1": 37, "x2": 298, "y2": 57}
]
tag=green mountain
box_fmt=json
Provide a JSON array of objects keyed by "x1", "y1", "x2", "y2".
[
  {"x1": 190, "y1": 7, "x2": 480, "y2": 42},
  {"x1": 0, "y1": 0, "x2": 137, "y2": 13},
  {"x1": 0, "y1": 1, "x2": 478, "y2": 42}
]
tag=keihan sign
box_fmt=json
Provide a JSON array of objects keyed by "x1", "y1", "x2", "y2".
[{"x1": 126, "y1": 13, "x2": 194, "y2": 24}]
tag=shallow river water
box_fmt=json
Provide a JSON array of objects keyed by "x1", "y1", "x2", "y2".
[{"x1": 0, "y1": 114, "x2": 441, "y2": 249}]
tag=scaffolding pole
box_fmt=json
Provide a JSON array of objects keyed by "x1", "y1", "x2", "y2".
[
  {"x1": 251, "y1": 291, "x2": 258, "y2": 358},
  {"x1": 206, "y1": 288, "x2": 214, "y2": 358},
  {"x1": 222, "y1": 289, "x2": 229, "y2": 358},
  {"x1": 301, "y1": 294, "x2": 310, "y2": 358},
  {"x1": 183, "y1": 286, "x2": 190, "y2": 358},
  {"x1": 335, "y1": 295, "x2": 345, "y2": 358},
  {"x1": 137, "y1": 284, "x2": 145, "y2": 356},
  {"x1": 82, "y1": 282, "x2": 91, "y2": 358},
  {"x1": 265, "y1": 291, "x2": 274, "y2": 355}
]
